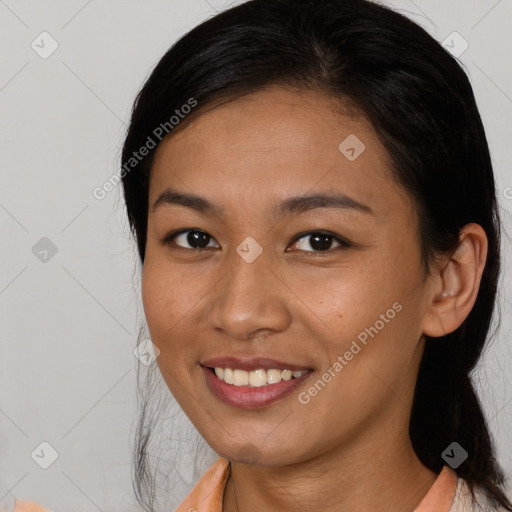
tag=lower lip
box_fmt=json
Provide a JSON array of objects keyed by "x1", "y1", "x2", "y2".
[{"x1": 201, "y1": 366, "x2": 313, "y2": 409}]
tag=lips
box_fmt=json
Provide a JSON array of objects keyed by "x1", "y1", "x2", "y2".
[
  {"x1": 201, "y1": 365, "x2": 312, "y2": 408},
  {"x1": 200, "y1": 356, "x2": 314, "y2": 409}
]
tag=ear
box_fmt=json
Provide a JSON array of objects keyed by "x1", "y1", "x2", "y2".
[{"x1": 421, "y1": 223, "x2": 488, "y2": 338}]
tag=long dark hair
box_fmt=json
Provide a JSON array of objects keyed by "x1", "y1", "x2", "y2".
[{"x1": 120, "y1": 0, "x2": 511, "y2": 510}]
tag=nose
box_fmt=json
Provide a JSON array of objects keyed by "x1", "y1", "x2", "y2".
[{"x1": 207, "y1": 246, "x2": 292, "y2": 342}]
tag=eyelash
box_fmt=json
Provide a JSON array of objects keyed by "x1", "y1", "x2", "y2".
[{"x1": 161, "y1": 229, "x2": 351, "y2": 254}]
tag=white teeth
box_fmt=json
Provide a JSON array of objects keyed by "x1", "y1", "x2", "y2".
[
  {"x1": 267, "y1": 369, "x2": 282, "y2": 384},
  {"x1": 224, "y1": 368, "x2": 234, "y2": 384},
  {"x1": 233, "y1": 369, "x2": 249, "y2": 386},
  {"x1": 213, "y1": 367, "x2": 309, "y2": 387},
  {"x1": 282, "y1": 369, "x2": 292, "y2": 381},
  {"x1": 249, "y1": 369, "x2": 267, "y2": 387}
]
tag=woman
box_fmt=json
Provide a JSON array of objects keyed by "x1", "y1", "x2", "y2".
[{"x1": 119, "y1": 0, "x2": 512, "y2": 511}]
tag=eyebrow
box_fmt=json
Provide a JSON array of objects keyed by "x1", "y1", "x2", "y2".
[{"x1": 152, "y1": 187, "x2": 374, "y2": 218}]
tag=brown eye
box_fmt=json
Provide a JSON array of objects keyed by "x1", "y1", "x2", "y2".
[
  {"x1": 163, "y1": 229, "x2": 220, "y2": 250},
  {"x1": 289, "y1": 231, "x2": 350, "y2": 253}
]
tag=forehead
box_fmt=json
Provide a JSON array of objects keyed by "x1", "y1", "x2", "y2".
[{"x1": 149, "y1": 86, "x2": 411, "y2": 221}]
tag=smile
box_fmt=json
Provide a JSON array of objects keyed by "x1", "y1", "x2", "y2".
[
  {"x1": 200, "y1": 360, "x2": 314, "y2": 409},
  {"x1": 212, "y1": 367, "x2": 308, "y2": 387}
]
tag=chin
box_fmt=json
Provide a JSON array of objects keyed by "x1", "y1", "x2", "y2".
[{"x1": 215, "y1": 441, "x2": 302, "y2": 467}]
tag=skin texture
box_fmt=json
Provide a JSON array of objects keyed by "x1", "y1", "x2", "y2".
[{"x1": 142, "y1": 85, "x2": 488, "y2": 512}]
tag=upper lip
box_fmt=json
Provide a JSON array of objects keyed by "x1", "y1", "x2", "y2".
[{"x1": 201, "y1": 356, "x2": 313, "y2": 372}]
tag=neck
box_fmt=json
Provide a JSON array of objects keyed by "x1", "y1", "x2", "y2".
[{"x1": 222, "y1": 420, "x2": 437, "y2": 512}]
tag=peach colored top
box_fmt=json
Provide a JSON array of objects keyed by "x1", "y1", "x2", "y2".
[
  {"x1": 11, "y1": 457, "x2": 506, "y2": 511},
  {"x1": 174, "y1": 457, "x2": 460, "y2": 512},
  {"x1": 10, "y1": 502, "x2": 51, "y2": 512}
]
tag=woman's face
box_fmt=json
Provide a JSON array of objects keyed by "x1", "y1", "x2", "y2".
[{"x1": 142, "y1": 85, "x2": 435, "y2": 466}]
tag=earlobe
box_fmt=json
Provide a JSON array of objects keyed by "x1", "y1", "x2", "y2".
[{"x1": 421, "y1": 223, "x2": 488, "y2": 339}]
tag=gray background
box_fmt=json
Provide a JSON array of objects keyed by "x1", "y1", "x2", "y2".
[{"x1": 1, "y1": 0, "x2": 511, "y2": 511}]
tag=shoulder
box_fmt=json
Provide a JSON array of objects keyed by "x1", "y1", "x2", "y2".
[
  {"x1": 450, "y1": 478, "x2": 511, "y2": 512},
  {"x1": 9, "y1": 501, "x2": 52, "y2": 512}
]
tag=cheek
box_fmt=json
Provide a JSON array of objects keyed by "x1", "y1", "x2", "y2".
[
  {"x1": 141, "y1": 253, "x2": 189, "y2": 320},
  {"x1": 302, "y1": 252, "x2": 420, "y2": 371},
  {"x1": 141, "y1": 261, "x2": 166, "y2": 334},
  {"x1": 287, "y1": 260, "x2": 395, "y2": 343},
  {"x1": 141, "y1": 261, "x2": 196, "y2": 393},
  {"x1": 141, "y1": 258, "x2": 185, "y2": 345},
  {"x1": 141, "y1": 256, "x2": 213, "y2": 364}
]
